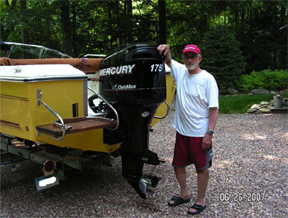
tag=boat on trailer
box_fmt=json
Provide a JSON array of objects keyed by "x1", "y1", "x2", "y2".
[{"x1": 0, "y1": 44, "x2": 176, "y2": 198}]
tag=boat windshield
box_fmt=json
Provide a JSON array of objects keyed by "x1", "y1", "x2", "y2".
[{"x1": 0, "y1": 42, "x2": 71, "y2": 59}]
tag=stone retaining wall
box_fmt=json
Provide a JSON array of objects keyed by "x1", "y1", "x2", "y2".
[{"x1": 247, "y1": 98, "x2": 288, "y2": 113}]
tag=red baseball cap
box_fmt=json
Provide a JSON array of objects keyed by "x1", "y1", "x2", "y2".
[{"x1": 182, "y1": 44, "x2": 201, "y2": 55}]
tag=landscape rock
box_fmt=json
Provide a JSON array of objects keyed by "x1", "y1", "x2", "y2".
[
  {"x1": 283, "y1": 98, "x2": 288, "y2": 106},
  {"x1": 248, "y1": 98, "x2": 287, "y2": 114},
  {"x1": 255, "y1": 110, "x2": 263, "y2": 114},
  {"x1": 251, "y1": 104, "x2": 260, "y2": 109},
  {"x1": 260, "y1": 101, "x2": 270, "y2": 106},
  {"x1": 251, "y1": 89, "x2": 270, "y2": 95},
  {"x1": 247, "y1": 108, "x2": 258, "y2": 113},
  {"x1": 259, "y1": 108, "x2": 271, "y2": 113},
  {"x1": 227, "y1": 87, "x2": 239, "y2": 94}
]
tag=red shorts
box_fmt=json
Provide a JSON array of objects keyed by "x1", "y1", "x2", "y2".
[{"x1": 172, "y1": 132, "x2": 212, "y2": 171}]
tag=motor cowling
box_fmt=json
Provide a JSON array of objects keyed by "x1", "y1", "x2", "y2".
[
  {"x1": 99, "y1": 45, "x2": 166, "y2": 198},
  {"x1": 99, "y1": 45, "x2": 166, "y2": 106}
]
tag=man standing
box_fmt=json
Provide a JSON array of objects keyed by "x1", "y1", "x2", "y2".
[{"x1": 157, "y1": 44, "x2": 219, "y2": 215}]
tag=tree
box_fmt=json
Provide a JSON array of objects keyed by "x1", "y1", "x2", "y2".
[
  {"x1": 228, "y1": 0, "x2": 287, "y2": 72},
  {"x1": 0, "y1": 0, "x2": 286, "y2": 73},
  {"x1": 202, "y1": 25, "x2": 246, "y2": 89},
  {"x1": 1, "y1": 0, "x2": 18, "y2": 41},
  {"x1": 124, "y1": 0, "x2": 133, "y2": 44},
  {"x1": 158, "y1": 0, "x2": 166, "y2": 44},
  {"x1": 59, "y1": 0, "x2": 73, "y2": 56},
  {"x1": 20, "y1": 0, "x2": 29, "y2": 43}
]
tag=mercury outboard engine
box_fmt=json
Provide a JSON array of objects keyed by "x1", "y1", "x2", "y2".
[{"x1": 99, "y1": 45, "x2": 166, "y2": 199}]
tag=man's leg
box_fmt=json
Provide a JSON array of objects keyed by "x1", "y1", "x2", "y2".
[
  {"x1": 169, "y1": 167, "x2": 190, "y2": 204},
  {"x1": 188, "y1": 169, "x2": 209, "y2": 213},
  {"x1": 175, "y1": 167, "x2": 190, "y2": 199}
]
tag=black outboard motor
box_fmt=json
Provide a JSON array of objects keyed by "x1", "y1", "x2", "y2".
[{"x1": 99, "y1": 45, "x2": 166, "y2": 199}]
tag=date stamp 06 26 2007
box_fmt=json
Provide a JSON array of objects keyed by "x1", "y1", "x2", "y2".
[{"x1": 219, "y1": 192, "x2": 266, "y2": 202}]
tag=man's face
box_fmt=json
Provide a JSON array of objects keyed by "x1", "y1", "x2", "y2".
[{"x1": 183, "y1": 52, "x2": 201, "y2": 70}]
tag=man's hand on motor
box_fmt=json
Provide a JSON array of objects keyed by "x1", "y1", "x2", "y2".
[
  {"x1": 157, "y1": 44, "x2": 170, "y2": 56},
  {"x1": 157, "y1": 44, "x2": 172, "y2": 67}
]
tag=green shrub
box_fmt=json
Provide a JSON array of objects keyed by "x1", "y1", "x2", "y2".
[
  {"x1": 237, "y1": 69, "x2": 288, "y2": 92},
  {"x1": 202, "y1": 25, "x2": 246, "y2": 89},
  {"x1": 261, "y1": 69, "x2": 288, "y2": 90}
]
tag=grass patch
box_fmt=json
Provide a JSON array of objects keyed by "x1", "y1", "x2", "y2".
[{"x1": 219, "y1": 92, "x2": 287, "y2": 114}]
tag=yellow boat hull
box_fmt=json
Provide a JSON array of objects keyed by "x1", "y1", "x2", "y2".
[{"x1": 0, "y1": 65, "x2": 175, "y2": 154}]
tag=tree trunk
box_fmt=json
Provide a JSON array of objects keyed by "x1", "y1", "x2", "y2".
[
  {"x1": 71, "y1": 1, "x2": 77, "y2": 55},
  {"x1": 158, "y1": 0, "x2": 166, "y2": 44},
  {"x1": 124, "y1": 0, "x2": 133, "y2": 44},
  {"x1": 108, "y1": 1, "x2": 113, "y2": 47},
  {"x1": 60, "y1": 0, "x2": 73, "y2": 56},
  {"x1": 20, "y1": 0, "x2": 29, "y2": 44}
]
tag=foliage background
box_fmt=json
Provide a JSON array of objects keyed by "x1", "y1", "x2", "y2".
[
  {"x1": 237, "y1": 69, "x2": 288, "y2": 92},
  {"x1": 1, "y1": 0, "x2": 287, "y2": 89}
]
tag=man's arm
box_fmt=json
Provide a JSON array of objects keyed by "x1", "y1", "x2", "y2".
[
  {"x1": 201, "y1": 107, "x2": 218, "y2": 150},
  {"x1": 157, "y1": 44, "x2": 172, "y2": 68},
  {"x1": 208, "y1": 107, "x2": 218, "y2": 131}
]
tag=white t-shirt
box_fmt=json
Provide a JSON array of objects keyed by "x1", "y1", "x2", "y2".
[{"x1": 171, "y1": 60, "x2": 219, "y2": 137}]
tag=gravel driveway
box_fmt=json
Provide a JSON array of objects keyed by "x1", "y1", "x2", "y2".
[{"x1": 1, "y1": 110, "x2": 287, "y2": 217}]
